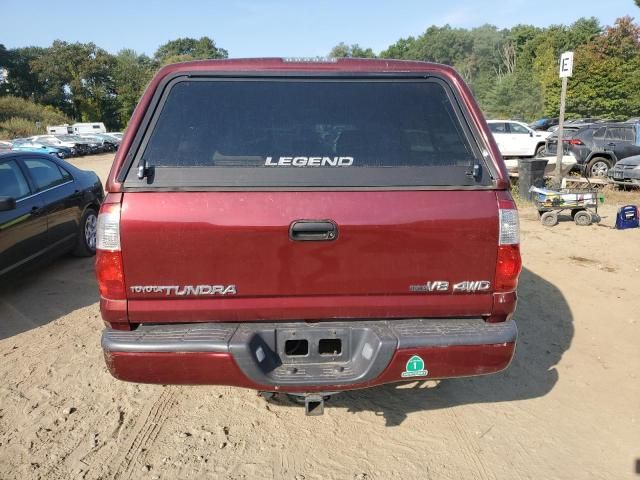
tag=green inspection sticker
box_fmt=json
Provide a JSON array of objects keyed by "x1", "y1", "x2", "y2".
[{"x1": 401, "y1": 355, "x2": 429, "y2": 378}]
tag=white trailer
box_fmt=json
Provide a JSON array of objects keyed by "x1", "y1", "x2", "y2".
[
  {"x1": 47, "y1": 124, "x2": 72, "y2": 134},
  {"x1": 72, "y1": 122, "x2": 106, "y2": 134}
]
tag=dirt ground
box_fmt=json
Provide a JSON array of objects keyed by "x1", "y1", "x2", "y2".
[{"x1": 1, "y1": 153, "x2": 639, "y2": 480}]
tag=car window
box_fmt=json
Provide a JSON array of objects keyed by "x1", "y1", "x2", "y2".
[
  {"x1": 593, "y1": 127, "x2": 606, "y2": 138},
  {"x1": 489, "y1": 123, "x2": 507, "y2": 134},
  {"x1": 0, "y1": 160, "x2": 31, "y2": 199},
  {"x1": 23, "y1": 158, "x2": 67, "y2": 191},
  {"x1": 509, "y1": 123, "x2": 530, "y2": 134},
  {"x1": 621, "y1": 127, "x2": 635, "y2": 142},
  {"x1": 130, "y1": 79, "x2": 488, "y2": 187},
  {"x1": 605, "y1": 128, "x2": 623, "y2": 141}
]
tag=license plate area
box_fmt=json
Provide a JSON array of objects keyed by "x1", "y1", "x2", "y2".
[
  {"x1": 613, "y1": 171, "x2": 623, "y2": 179},
  {"x1": 277, "y1": 327, "x2": 350, "y2": 364}
]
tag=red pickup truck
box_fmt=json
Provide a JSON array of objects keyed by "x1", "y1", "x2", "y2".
[{"x1": 97, "y1": 58, "x2": 521, "y2": 414}]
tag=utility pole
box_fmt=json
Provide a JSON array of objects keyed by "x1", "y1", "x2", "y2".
[{"x1": 555, "y1": 51, "x2": 574, "y2": 187}]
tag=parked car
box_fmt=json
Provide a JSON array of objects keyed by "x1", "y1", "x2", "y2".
[
  {"x1": 107, "y1": 132, "x2": 123, "y2": 140},
  {"x1": 547, "y1": 124, "x2": 588, "y2": 134},
  {"x1": 607, "y1": 154, "x2": 640, "y2": 187},
  {"x1": 544, "y1": 125, "x2": 589, "y2": 153},
  {"x1": 547, "y1": 122, "x2": 640, "y2": 177},
  {"x1": 29, "y1": 135, "x2": 79, "y2": 156},
  {"x1": 57, "y1": 134, "x2": 101, "y2": 155},
  {"x1": 566, "y1": 117, "x2": 600, "y2": 125},
  {"x1": 487, "y1": 120, "x2": 550, "y2": 157},
  {"x1": 0, "y1": 152, "x2": 104, "y2": 277},
  {"x1": 11, "y1": 139, "x2": 72, "y2": 159},
  {"x1": 92, "y1": 133, "x2": 120, "y2": 151},
  {"x1": 529, "y1": 117, "x2": 558, "y2": 131},
  {"x1": 0, "y1": 140, "x2": 12, "y2": 151},
  {"x1": 78, "y1": 134, "x2": 116, "y2": 152},
  {"x1": 97, "y1": 58, "x2": 522, "y2": 414}
]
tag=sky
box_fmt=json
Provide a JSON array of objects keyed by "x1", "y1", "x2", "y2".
[{"x1": 1, "y1": 0, "x2": 637, "y2": 57}]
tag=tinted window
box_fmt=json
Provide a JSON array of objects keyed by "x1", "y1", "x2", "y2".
[
  {"x1": 0, "y1": 160, "x2": 30, "y2": 199},
  {"x1": 23, "y1": 158, "x2": 67, "y2": 191},
  {"x1": 131, "y1": 79, "x2": 487, "y2": 187},
  {"x1": 606, "y1": 127, "x2": 634, "y2": 142},
  {"x1": 489, "y1": 123, "x2": 507, "y2": 134},
  {"x1": 509, "y1": 123, "x2": 529, "y2": 134},
  {"x1": 593, "y1": 127, "x2": 606, "y2": 138},
  {"x1": 576, "y1": 128, "x2": 597, "y2": 141}
]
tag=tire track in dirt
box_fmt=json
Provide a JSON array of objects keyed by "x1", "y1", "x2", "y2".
[
  {"x1": 447, "y1": 408, "x2": 494, "y2": 480},
  {"x1": 110, "y1": 387, "x2": 177, "y2": 480}
]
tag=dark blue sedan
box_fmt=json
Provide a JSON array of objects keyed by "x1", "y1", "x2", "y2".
[{"x1": 0, "y1": 152, "x2": 104, "y2": 277}]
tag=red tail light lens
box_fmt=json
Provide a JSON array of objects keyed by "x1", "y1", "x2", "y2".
[
  {"x1": 495, "y1": 192, "x2": 522, "y2": 293},
  {"x1": 563, "y1": 139, "x2": 583, "y2": 145},
  {"x1": 95, "y1": 202, "x2": 125, "y2": 300},
  {"x1": 495, "y1": 244, "x2": 522, "y2": 292},
  {"x1": 96, "y1": 250, "x2": 126, "y2": 299}
]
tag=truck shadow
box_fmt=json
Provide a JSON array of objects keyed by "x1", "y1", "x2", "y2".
[
  {"x1": 0, "y1": 256, "x2": 98, "y2": 340},
  {"x1": 328, "y1": 267, "x2": 572, "y2": 426}
]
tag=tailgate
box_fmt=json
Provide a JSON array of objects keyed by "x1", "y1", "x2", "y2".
[
  {"x1": 113, "y1": 74, "x2": 503, "y2": 323},
  {"x1": 121, "y1": 190, "x2": 498, "y2": 322}
]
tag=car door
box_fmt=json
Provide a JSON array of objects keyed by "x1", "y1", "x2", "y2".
[
  {"x1": 21, "y1": 157, "x2": 81, "y2": 250},
  {"x1": 488, "y1": 122, "x2": 511, "y2": 155},
  {"x1": 0, "y1": 158, "x2": 47, "y2": 275},
  {"x1": 507, "y1": 122, "x2": 533, "y2": 156}
]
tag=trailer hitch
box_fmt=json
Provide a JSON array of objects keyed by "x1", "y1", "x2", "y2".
[{"x1": 258, "y1": 391, "x2": 336, "y2": 416}]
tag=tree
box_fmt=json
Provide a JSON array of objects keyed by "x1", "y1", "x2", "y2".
[
  {"x1": 154, "y1": 37, "x2": 228, "y2": 65},
  {"x1": 379, "y1": 37, "x2": 415, "y2": 59},
  {"x1": 30, "y1": 41, "x2": 118, "y2": 128},
  {"x1": 329, "y1": 42, "x2": 376, "y2": 58},
  {"x1": 113, "y1": 49, "x2": 155, "y2": 125},
  {"x1": 567, "y1": 17, "x2": 640, "y2": 119},
  {"x1": 1, "y1": 46, "x2": 48, "y2": 100}
]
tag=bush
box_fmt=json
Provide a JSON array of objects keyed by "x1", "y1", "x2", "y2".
[
  {"x1": 0, "y1": 117, "x2": 44, "y2": 138},
  {"x1": 0, "y1": 96, "x2": 70, "y2": 139}
]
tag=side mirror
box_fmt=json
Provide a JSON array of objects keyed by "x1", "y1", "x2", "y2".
[
  {"x1": 0, "y1": 197, "x2": 17, "y2": 212},
  {"x1": 529, "y1": 131, "x2": 534, "y2": 137}
]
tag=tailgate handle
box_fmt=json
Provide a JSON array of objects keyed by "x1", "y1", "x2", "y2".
[{"x1": 289, "y1": 220, "x2": 338, "y2": 241}]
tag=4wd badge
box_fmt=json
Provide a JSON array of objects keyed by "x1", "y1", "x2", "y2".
[{"x1": 401, "y1": 355, "x2": 429, "y2": 378}]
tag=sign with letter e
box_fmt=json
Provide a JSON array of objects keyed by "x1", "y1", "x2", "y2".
[{"x1": 559, "y1": 51, "x2": 574, "y2": 78}]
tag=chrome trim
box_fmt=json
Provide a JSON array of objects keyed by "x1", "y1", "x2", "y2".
[{"x1": 16, "y1": 180, "x2": 74, "y2": 203}]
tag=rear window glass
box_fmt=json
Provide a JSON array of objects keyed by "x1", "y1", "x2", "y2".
[{"x1": 127, "y1": 78, "x2": 489, "y2": 188}]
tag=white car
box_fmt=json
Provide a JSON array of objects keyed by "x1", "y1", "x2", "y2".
[
  {"x1": 29, "y1": 135, "x2": 78, "y2": 149},
  {"x1": 487, "y1": 120, "x2": 550, "y2": 158}
]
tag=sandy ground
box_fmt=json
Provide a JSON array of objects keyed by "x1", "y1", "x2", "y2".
[{"x1": 1, "y1": 153, "x2": 639, "y2": 480}]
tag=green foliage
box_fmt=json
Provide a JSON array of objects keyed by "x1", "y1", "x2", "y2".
[
  {"x1": 154, "y1": 37, "x2": 228, "y2": 65},
  {"x1": 0, "y1": 117, "x2": 42, "y2": 138},
  {"x1": 2, "y1": 20, "x2": 639, "y2": 134},
  {"x1": 30, "y1": 41, "x2": 118, "y2": 128},
  {"x1": 1, "y1": 46, "x2": 48, "y2": 100},
  {"x1": 567, "y1": 17, "x2": 640, "y2": 119},
  {"x1": 0, "y1": 95, "x2": 69, "y2": 124},
  {"x1": 113, "y1": 49, "x2": 156, "y2": 126},
  {"x1": 2, "y1": 35, "x2": 227, "y2": 131},
  {"x1": 329, "y1": 42, "x2": 376, "y2": 58},
  {"x1": 376, "y1": 16, "x2": 640, "y2": 122},
  {"x1": 0, "y1": 96, "x2": 69, "y2": 138}
]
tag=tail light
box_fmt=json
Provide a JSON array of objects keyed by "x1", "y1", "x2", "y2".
[
  {"x1": 563, "y1": 138, "x2": 583, "y2": 145},
  {"x1": 495, "y1": 196, "x2": 522, "y2": 292},
  {"x1": 96, "y1": 202, "x2": 125, "y2": 299}
]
